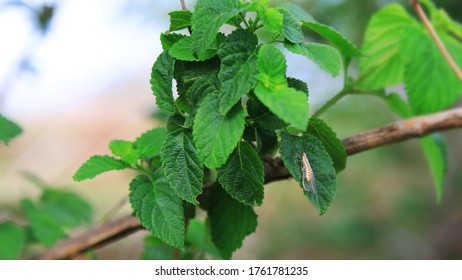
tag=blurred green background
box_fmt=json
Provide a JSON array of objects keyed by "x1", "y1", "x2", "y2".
[{"x1": 1, "y1": 0, "x2": 462, "y2": 259}]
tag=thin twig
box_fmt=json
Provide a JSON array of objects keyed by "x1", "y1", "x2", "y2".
[
  {"x1": 180, "y1": 0, "x2": 187, "y2": 11},
  {"x1": 411, "y1": 0, "x2": 462, "y2": 81},
  {"x1": 34, "y1": 106, "x2": 462, "y2": 259}
]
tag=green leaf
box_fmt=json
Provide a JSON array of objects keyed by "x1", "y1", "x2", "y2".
[
  {"x1": 40, "y1": 189, "x2": 93, "y2": 228},
  {"x1": 0, "y1": 114, "x2": 22, "y2": 145},
  {"x1": 160, "y1": 33, "x2": 185, "y2": 51},
  {"x1": 302, "y1": 21, "x2": 361, "y2": 58},
  {"x1": 284, "y1": 41, "x2": 342, "y2": 77},
  {"x1": 217, "y1": 142, "x2": 264, "y2": 206},
  {"x1": 259, "y1": 7, "x2": 283, "y2": 34},
  {"x1": 279, "y1": 131, "x2": 338, "y2": 215},
  {"x1": 142, "y1": 235, "x2": 174, "y2": 260},
  {"x1": 255, "y1": 45, "x2": 309, "y2": 130},
  {"x1": 109, "y1": 140, "x2": 138, "y2": 165},
  {"x1": 21, "y1": 199, "x2": 67, "y2": 247},
  {"x1": 247, "y1": 97, "x2": 287, "y2": 130},
  {"x1": 218, "y1": 29, "x2": 259, "y2": 114},
  {"x1": 185, "y1": 78, "x2": 216, "y2": 112},
  {"x1": 255, "y1": 126, "x2": 278, "y2": 156},
  {"x1": 276, "y1": 2, "x2": 316, "y2": 23},
  {"x1": 134, "y1": 128, "x2": 168, "y2": 159},
  {"x1": 191, "y1": 0, "x2": 248, "y2": 55},
  {"x1": 207, "y1": 184, "x2": 257, "y2": 259},
  {"x1": 254, "y1": 85, "x2": 309, "y2": 131},
  {"x1": 358, "y1": 4, "x2": 418, "y2": 90},
  {"x1": 129, "y1": 172, "x2": 184, "y2": 249},
  {"x1": 402, "y1": 27, "x2": 462, "y2": 114},
  {"x1": 0, "y1": 222, "x2": 26, "y2": 259},
  {"x1": 169, "y1": 10, "x2": 192, "y2": 32},
  {"x1": 419, "y1": 134, "x2": 447, "y2": 203},
  {"x1": 161, "y1": 130, "x2": 204, "y2": 204},
  {"x1": 193, "y1": 93, "x2": 245, "y2": 168},
  {"x1": 73, "y1": 155, "x2": 129, "y2": 181},
  {"x1": 169, "y1": 36, "x2": 218, "y2": 61},
  {"x1": 151, "y1": 51, "x2": 176, "y2": 116},
  {"x1": 278, "y1": 8, "x2": 304, "y2": 44},
  {"x1": 186, "y1": 219, "x2": 221, "y2": 259},
  {"x1": 307, "y1": 118, "x2": 347, "y2": 173},
  {"x1": 287, "y1": 77, "x2": 309, "y2": 95}
]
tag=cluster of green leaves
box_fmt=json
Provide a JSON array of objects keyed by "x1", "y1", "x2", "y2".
[
  {"x1": 0, "y1": 114, "x2": 22, "y2": 145},
  {"x1": 0, "y1": 174, "x2": 92, "y2": 259},
  {"x1": 357, "y1": 1, "x2": 462, "y2": 202},
  {"x1": 74, "y1": 0, "x2": 359, "y2": 259}
]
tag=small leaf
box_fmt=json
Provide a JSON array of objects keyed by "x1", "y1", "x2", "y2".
[
  {"x1": 160, "y1": 33, "x2": 185, "y2": 51},
  {"x1": 287, "y1": 77, "x2": 309, "y2": 95},
  {"x1": 40, "y1": 189, "x2": 93, "y2": 228},
  {"x1": 402, "y1": 26, "x2": 462, "y2": 114},
  {"x1": 161, "y1": 130, "x2": 204, "y2": 204},
  {"x1": 21, "y1": 199, "x2": 67, "y2": 247},
  {"x1": 284, "y1": 41, "x2": 342, "y2": 77},
  {"x1": 109, "y1": 140, "x2": 139, "y2": 165},
  {"x1": 302, "y1": 21, "x2": 361, "y2": 58},
  {"x1": 73, "y1": 155, "x2": 129, "y2": 181},
  {"x1": 278, "y1": 8, "x2": 304, "y2": 44},
  {"x1": 420, "y1": 134, "x2": 447, "y2": 203},
  {"x1": 254, "y1": 84, "x2": 309, "y2": 131},
  {"x1": 193, "y1": 93, "x2": 245, "y2": 168},
  {"x1": 207, "y1": 184, "x2": 257, "y2": 259},
  {"x1": 191, "y1": 0, "x2": 248, "y2": 55},
  {"x1": 255, "y1": 45, "x2": 309, "y2": 130},
  {"x1": 307, "y1": 118, "x2": 347, "y2": 172},
  {"x1": 168, "y1": 10, "x2": 192, "y2": 32},
  {"x1": 259, "y1": 7, "x2": 283, "y2": 34},
  {"x1": 169, "y1": 36, "x2": 218, "y2": 61},
  {"x1": 279, "y1": 131, "x2": 338, "y2": 215},
  {"x1": 217, "y1": 142, "x2": 264, "y2": 206},
  {"x1": 129, "y1": 172, "x2": 184, "y2": 249},
  {"x1": 358, "y1": 3, "x2": 418, "y2": 90},
  {"x1": 255, "y1": 126, "x2": 279, "y2": 156},
  {"x1": 151, "y1": 51, "x2": 176, "y2": 116},
  {"x1": 0, "y1": 114, "x2": 22, "y2": 145},
  {"x1": 0, "y1": 222, "x2": 26, "y2": 259},
  {"x1": 218, "y1": 29, "x2": 259, "y2": 114},
  {"x1": 134, "y1": 128, "x2": 168, "y2": 159}
]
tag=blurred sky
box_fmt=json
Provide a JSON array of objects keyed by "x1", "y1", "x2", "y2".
[{"x1": 0, "y1": 0, "x2": 341, "y2": 116}]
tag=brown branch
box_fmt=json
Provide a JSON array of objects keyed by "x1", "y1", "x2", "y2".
[
  {"x1": 180, "y1": 0, "x2": 187, "y2": 11},
  {"x1": 34, "y1": 107, "x2": 462, "y2": 259},
  {"x1": 411, "y1": 0, "x2": 462, "y2": 81}
]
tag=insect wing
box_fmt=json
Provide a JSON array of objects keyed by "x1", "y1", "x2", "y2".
[{"x1": 301, "y1": 153, "x2": 317, "y2": 194}]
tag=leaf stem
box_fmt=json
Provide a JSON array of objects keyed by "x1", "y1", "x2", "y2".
[
  {"x1": 312, "y1": 87, "x2": 349, "y2": 118},
  {"x1": 411, "y1": 0, "x2": 462, "y2": 81},
  {"x1": 240, "y1": 13, "x2": 251, "y2": 29}
]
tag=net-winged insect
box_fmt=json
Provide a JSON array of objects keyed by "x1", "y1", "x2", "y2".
[{"x1": 299, "y1": 152, "x2": 316, "y2": 194}]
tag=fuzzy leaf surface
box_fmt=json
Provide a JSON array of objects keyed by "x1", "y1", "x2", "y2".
[
  {"x1": 280, "y1": 131, "x2": 337, "y2": 215},
  {"x1": 307, "y1": 118, "x2": 347, "y2": 172},
  {"x1": 151, "y1": 51, "x2": 176, "y2": 116},
  {"x1": 207, "y1": 185, "x2": 257, "y2": 259},
  {"x1": 168, "y1": 10, "x2": 192, "y2": 31},
  {"x1": 129, "y1": 172, "x2": 184, "y2": 249},
  {"x1": 358, "y1": 4, "x2": 418, "y2": 90},
  {"x1": 217, "y1": 142, "x2": 264, "y2": 206},
  {"x1": 73, "y1": 155, "x2": 129, "y2": 182},
  {"x1": 191, "y1": 0, "x2": 248, "y2": 55},
  {"x1": 218, "y1": 29, "x2": 259, "y2": 114},
  {"x1": 284, "y1": 41, "x2": 342, "y2": 77},
  {"x1": 109, "y1": 140, "x2": 138, "y2": 165},
  {"x1": 193, "y1": 93, "x2": 245, "y2": 168},
  {"x1": 161, "y1": 130, "x2": 203, "y2": 204},
  {"x1": 134, "y1": 128, "x2": 168, "y2": 159},
  {"x1": 302, "y1": 21, "x2": 360, "y2": 58}
]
